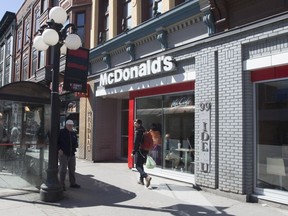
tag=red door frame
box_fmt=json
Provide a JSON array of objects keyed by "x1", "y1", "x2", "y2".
[{"x1": 127, "y1": 81, "x2": 195, "y2": 168}]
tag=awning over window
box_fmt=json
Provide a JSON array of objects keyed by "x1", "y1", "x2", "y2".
[{"x1": 0, "y1": 81, "x2": 50, "y2": 104}]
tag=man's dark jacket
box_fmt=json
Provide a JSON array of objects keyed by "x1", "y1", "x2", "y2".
[
  {"x1": 133, "y1": 125, "x2": 145, "y2": 154},
  {"x1": 58, "y1": 127, "x2": 78, "y2": 156}
]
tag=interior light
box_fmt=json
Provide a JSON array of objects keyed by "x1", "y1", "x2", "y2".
[{"x1": 25, "y1": 106, "x2": 30, "y2": 112}]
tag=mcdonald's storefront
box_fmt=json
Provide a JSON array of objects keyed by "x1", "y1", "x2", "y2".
[{"x1": 83, "y1": 13, "x2": 288, "y2": 205}]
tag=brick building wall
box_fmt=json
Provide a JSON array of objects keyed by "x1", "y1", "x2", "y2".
[{"x1": 193, "y1": 12, "x2": 288, "y2": 196}]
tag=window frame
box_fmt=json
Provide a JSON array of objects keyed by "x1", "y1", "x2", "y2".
[
  {"x1": 4, "y1": 58, "x2": 10, "y2": 85},
  {"x1": 25, "y1": 21, "x2": 30, "y2": 44},
  {"x1": 15, "y1": 60, "x2": 20, "y2": 81},
  {"x1": 17, "y1": 30, "x2": 22, "y2": 51},
  {"x1": 6, "y1": 37, "x2": 12, "y2": 56},
  {"x1": 22, "y1": 55, "x2": 29, "y2": 80},
  {"x1": 75, "y1": 12, "x2": 85, "y2": 47},
  {"x1": 32, "y1": 48, "x2": 38, "y2": 76},
  {"x1": 0, "y1": 62, "x2": 3, "y2": 87},
  {"x1": 0, "y1": 45, "x2": 4, "y2": 61},
  {"x1": 34, "y1": 7, "x2": 40, "y2": 33}
]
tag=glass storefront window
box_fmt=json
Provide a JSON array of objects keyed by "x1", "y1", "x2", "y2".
[
  {"x1": 136, "y1": 91, "x2": 195, "y2": 173},
  {"x1": 0, "y1": 100, "x2": 50, "y2": 189},
  {"x1": 256, "y1": 80, "x2": 288, "y2": 192}
]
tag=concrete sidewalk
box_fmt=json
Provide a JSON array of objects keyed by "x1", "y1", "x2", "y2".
[{"x1": 0, "y1": 158, "x2": 288, "y2": 216}]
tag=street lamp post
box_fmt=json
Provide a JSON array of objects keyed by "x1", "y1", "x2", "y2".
[{"x1": 33, "y1": 6, "x2": 82, "y2": 202}]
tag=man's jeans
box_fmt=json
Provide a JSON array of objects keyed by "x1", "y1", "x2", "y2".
[
  {"x1": 135, "y1": 150, "x2": 148, "y2": 181},
  {"x1": 58, "y1": 154, "x2": 76, "y2": 186}
]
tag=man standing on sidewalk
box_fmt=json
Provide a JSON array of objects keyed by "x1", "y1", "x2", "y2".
[
  {"x1": 131, "y1": 119, "x2": 152, "y2": 187},
  {"x1": 58, "y1": 119, "x2": 80, "y2": 191}
]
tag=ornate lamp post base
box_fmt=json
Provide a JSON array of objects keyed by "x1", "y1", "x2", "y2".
[
  {"x1": 40, "y1": 184, "x2": 63, "y2": 202},
  {"x1": 40, "y1": 168, "x2": 63, "y2": 202}
]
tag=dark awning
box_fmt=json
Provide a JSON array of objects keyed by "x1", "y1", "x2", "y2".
[{"x1": 0, "y1": 81, "x2": 51, "y2": 104}]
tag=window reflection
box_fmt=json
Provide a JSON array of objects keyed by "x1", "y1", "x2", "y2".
[
  {"x1": 136, "y1": 91, "x2": 195, "y2": 173},
  {"x1": 0, "y1": 100, "x2": 50, "y2": 189},
  {"x1": 256, "y1": 80, "x2": 288, "y2": 191}
]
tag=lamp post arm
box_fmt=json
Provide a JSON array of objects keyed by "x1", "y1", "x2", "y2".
[
  {"x1": 62, "y1": 23, "x2": 78, "y2": 33},
  {"x1": 60, "y1": 23, "x2": 78, "y2": 41},
  {"x1": 36, "y1": 24, "x2": 48, "y2": 35}
]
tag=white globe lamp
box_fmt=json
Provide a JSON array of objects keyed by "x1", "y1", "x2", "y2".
[
  {"x1": 49, "y1": 6, "x2": 67, "y2": 25},
  {"x1": 33, "y1": 35, "x2": 49, "y2": 51},
  {"x1": 42, "y1": 28, "x2": 59, "y2": 46},
  {"x1": 65, "y1": 34, "x2": 82, "y2": 50}
]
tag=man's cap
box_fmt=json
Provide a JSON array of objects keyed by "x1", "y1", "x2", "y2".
[{"x1": 66, "y1": 119, "x2": 74, "y2": 125}]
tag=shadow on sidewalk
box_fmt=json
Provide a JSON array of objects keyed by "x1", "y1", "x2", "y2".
[
  {"x1": 61, "y1": 172, "x2": 136, "y2": 207},
  {"x1": 0, "y1": 171, "x2": 234, "y2": 216},
  {"x1": 59, "y1": 173, "x2": 234, "y2": 216}
]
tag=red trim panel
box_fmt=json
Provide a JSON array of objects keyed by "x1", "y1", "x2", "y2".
[
  {"x1": 128, "y1": 98, "x2": 135, "y2": 169},
  {"x1": 130, "y1": 81, "x2": 195, "y2": 99},
  {"x1": 251, "y1": 65, "x2": 288, "y2": 82}
]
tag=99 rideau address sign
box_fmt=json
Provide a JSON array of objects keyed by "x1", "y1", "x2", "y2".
[{"x1": 199, "y1": 101, "x2": 211, "y2": 172}]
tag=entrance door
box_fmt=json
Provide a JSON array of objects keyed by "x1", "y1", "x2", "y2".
[{"x1": 121, "y1": 99, "x2": 129, "y2": 158}]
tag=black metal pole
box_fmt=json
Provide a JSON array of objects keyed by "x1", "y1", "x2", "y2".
[{"x1": 40, "y1": 42, "x2": 63, "y2": 202}]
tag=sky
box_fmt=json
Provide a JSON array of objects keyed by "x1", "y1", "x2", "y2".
[{"x1": 0, "y1": 0, "x2": 24, "y2": 19}]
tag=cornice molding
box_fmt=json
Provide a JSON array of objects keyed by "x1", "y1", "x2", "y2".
[{"x1": 90, "y1": 0, "x2": 200, "y2": 60}]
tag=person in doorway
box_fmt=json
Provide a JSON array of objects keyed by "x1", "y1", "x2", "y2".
[
  {"x1": 10, "y1": 123, "x2": 20, "y2": 144},
  {"x1": 58, "y1": 119, "x2": 80, "y2": 191},
  {"x1": 131, "y1": 119, "x2": 152, "y2": 187}
]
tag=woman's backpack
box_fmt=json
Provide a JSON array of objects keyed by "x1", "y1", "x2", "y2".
[{"x1": 141, "y1": 131, "x2": 153, "y2": 151}]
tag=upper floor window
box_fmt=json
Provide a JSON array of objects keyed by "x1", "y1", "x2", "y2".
[
  {"x1": 32, "y1": 48, "x2": 38, "y2": 76},
  {"x1": 76, "y1": 12, "x2": 85, "y2": 47},
  {"x1": 41, "y1": 0, "x2": 48, "y2": 13},
  {"x1": 4, "y1": 58, "x2": 10, "y2": 85},
  {"x1": 17, "y1": 31, "x2": 22, "y2": 50},
  {"x1": 143, "y1": 0, "x2": 162, "y2": 22},
  {"x1": 156, "y1": 0, "x2": 162, "y2": 14},
  {"x1": 0, "y1": 45, "x2": 4, "y2": 62},
  {"x1": 39, "y1": 50, "x2": 45, "y2": 68},
  {"x1": 22, "y1": 56, "x2": 28, "y2": 80},
  {"x1": 0, "y1": 62, "x2": 3, "y2": 87},
  {"x1": 119, "y1": 0, "x2": 131, "y2": 33},
  {"x1": 175, "y1": 0, "x2": 185, "y2": 6},
  {"x1": 34, "y1": 8, "x2": 40, "y2": 33},
  {"x1": 6, "y1": 37, "x2": 12, "y2": 56},
  {"x1": 99, "y1": 0, "x2": 109, "y2": 43},
  {"x1": 15, "y1": 60, "x2": 20, "y2": 81},
  {"x1": 52, "y1": 0, "x2": 59, "y2": 6},
  {"x1": 25, "y1": 21, "x2": 30, "y2": 44}
]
